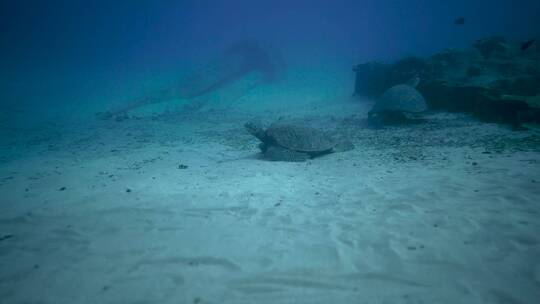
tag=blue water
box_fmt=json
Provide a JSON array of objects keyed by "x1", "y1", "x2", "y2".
[
  {"x1": 1, "y1": 1, "x2": 540, "y2": 303},
  {"x1": 1, "y1": 0, "x2": 539, "y2": 116}
]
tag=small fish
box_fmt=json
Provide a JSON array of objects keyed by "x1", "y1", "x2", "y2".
[
  {"x1": 521, "y1": 39, "x2": 535, "y2": 51},
  {"x1": 454, "y1": 17, "x2": 465, "y2": 25}
]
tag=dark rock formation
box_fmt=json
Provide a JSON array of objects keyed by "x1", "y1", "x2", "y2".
[{"x1": 353, "y1": 36, "x2": 540, "y2": 128}]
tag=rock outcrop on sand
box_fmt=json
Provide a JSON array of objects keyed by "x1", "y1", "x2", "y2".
[{"x1": 353, "y1": 36, "x2": 540, "y2": 128}]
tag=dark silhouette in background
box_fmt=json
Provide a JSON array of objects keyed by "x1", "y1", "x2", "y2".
[{"x1": 97, "y1": 40, "x2": 281, "y2": 119}]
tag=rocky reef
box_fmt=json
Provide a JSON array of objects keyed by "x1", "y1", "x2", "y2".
[{"x1": 353, "y1": 36, "x2": 540, "y2": 128}]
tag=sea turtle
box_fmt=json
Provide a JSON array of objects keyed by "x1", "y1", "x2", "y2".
[
  {"x1": 368, "y1": 77, "x2": 428, "y2": 125},
  {"x1": 245, "y1": 119, "x2": 354, "y2": 162}
]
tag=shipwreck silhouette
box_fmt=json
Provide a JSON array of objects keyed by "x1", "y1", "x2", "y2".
[{"x1": 99, "y1": 40, "x2": 280, "y2": 119}]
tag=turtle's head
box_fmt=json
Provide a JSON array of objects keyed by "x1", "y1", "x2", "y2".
[
  {"x1": 244, "y1": 119, "x2": 267, "y2": 142},
  {"x1": 405, "y1": 75, "x2": 420, "y2": 88}
]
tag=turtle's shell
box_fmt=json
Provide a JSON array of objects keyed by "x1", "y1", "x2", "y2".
[
  {"x1": 372, "y1": 84, "x2": 427, "y2": 113},
  {"x1": 265, "y1": 122, "x2": 336, "y2": 152}
]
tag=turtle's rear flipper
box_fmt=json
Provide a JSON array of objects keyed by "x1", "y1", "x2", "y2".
[{"x1": 263, "y1": 146, "x2": 310, "y2": 162}]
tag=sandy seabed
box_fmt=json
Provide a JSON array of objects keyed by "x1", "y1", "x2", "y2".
[{"x1": 1, "y1": 82, "x2": 540, "y2": 304}]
